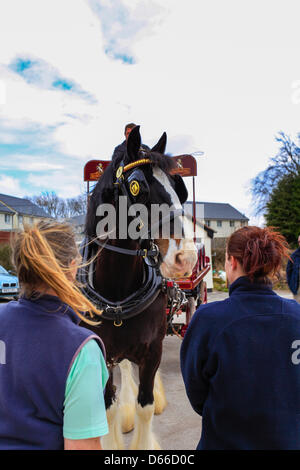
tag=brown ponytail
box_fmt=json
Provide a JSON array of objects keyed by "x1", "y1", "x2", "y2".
[
  {"x1": 227, "y1": 226, "x2": 290, "y2": 281},
  {"x1": 11, "y1": 220, "x2": 102, "y2": 325}
]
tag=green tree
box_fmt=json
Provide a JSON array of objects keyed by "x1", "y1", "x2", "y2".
[
  {"x1": 265, "y1": 174, "x2": 300, "y2": 246},
  {"x1": 0, "y1": 244, "x2": 13, "y2": 272}
]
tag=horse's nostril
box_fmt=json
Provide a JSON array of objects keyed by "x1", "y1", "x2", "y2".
[{"x1": 175, "y1": 253, "x2": 183, "y2": 266}]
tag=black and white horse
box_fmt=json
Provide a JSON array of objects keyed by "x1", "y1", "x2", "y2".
[{"x1": 80, "y1": 126, "x2": 197, "y2": 449}]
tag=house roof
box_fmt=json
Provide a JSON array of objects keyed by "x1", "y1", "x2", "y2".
[
  {"x1": 184, "y1": 201, "x2": 249, "y2": 221},
  {"x1": 0, "y1": 194, "x2": 50, "y2": 218},
  {"x1": 0, "y1": 201, "x2": 15, "y2": 214},
  {"x1": 66, "y1": 214, "x2": 86, "y2": 226}
]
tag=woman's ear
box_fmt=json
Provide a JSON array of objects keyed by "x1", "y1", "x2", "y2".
[
  {"x1": 230, "y1": 256, "x2": 238, "y2": 270},
  {"x1": 69, "y1": 259, "x2": 78, "y2": 281}
]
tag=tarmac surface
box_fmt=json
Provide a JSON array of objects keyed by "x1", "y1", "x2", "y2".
[
  {"x1": 0, "y1": 290, "x2": 295, "y2": 450},
  {"x1": 120, "y1": 289, "x2": 294, "y2": 450}
]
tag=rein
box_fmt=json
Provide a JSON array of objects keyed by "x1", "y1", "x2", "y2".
[{"x1": 93, "y1": 238, "x2": 160, "y2": 261}]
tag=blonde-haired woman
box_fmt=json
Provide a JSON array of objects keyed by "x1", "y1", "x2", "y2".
[{"x1": 0, "y1": 220, "x2": 108, "y2": 450}]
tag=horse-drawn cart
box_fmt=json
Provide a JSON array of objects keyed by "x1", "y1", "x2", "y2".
[{"x1": 83, "y1": 153, "x2": 210, "y2": 338}]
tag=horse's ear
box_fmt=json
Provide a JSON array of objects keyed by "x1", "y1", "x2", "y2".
[
  {"x1": 173, "y1": 175, "x2": 188, "y2": 204},
  {"x1": 126, "y1": 125, "x2": 141, "y2": 162},
  {"x1": 151, "y1": 132, "x2": 167, "y2": 155}
]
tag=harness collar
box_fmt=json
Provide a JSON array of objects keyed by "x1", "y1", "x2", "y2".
[{"x1": 77, "y1": 236, "x2": 163, "y2": 325}]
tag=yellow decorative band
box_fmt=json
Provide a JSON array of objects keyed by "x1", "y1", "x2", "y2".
[{"x1": 123, "y1": 158, "x2": 151, "y2": 173}]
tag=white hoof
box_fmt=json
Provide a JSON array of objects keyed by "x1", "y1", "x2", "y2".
[
  {"x1": 120, "y1": 402, "x2": 135, "y2": 433},
  {"x1": 154, "y1": 370, "x2": 167, "y2": 415},
  {"x1": 129, "y1": 403, "x2": 161, "y2": 450},
  {"x1": 101, "y1": 400, "x2": 125, "y2": 450},
  {"x1": 119, "y1": 360, "x2": 138, "y2": 433}
]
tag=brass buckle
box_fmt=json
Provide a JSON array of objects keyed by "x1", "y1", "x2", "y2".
[{"x1": 116, "y1": 166, "x2": 123, "y2": 179}]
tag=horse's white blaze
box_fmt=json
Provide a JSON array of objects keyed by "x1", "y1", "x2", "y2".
[
  {"x1": 101, "y1": 400, "x2": 124, "y2": 450},
  {"x1": 153, "y1": 167, "x2": 197, "y2": 278},
  {"x1": 119, "y1": 360, "x2": 138, "y2": 433},
  {"x1": 154, "y1": 370, "x2": 167, "y2": 415},
  {"x1": 153, "y1": 167, "x2": 182, "y2": 210},
  {"x1": 129, "y1": 403, "x2": 161, "y2": 450}
]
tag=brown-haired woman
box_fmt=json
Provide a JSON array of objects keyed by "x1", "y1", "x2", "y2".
[
  {"x1": 181, "y1": 226, "x2": 300, "y2": 450},
  {"x1": 0, "y1": 221, "x2": 108, "y2": 450}
]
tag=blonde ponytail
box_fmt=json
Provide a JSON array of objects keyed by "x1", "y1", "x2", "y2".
[{"x1": 11, "y1": 220, "x2": 103, "y2": 326}]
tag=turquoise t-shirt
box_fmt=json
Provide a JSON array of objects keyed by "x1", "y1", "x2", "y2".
[{"x1": 63, "y1": 339, "x2": 109, "y2": 440}]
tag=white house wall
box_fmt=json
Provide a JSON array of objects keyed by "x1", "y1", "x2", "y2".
[
  {"x1": 0, "y1": 213, "x2": 49, "y2": 231},
  {"x1": 0, "y1": 213, "x2": 14, "y2": 231},
  {"x1": 206, "y1": 219, "x2": 247, "y2": 238}
]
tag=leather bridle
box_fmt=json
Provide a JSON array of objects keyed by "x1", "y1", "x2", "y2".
[{"x1": 77, "y1": 156, "x2": 185, "y2": 326}]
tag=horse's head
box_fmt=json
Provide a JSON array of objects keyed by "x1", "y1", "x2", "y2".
[{"x1": 86, "y1": 126, "x2": 197, "y2": 279}]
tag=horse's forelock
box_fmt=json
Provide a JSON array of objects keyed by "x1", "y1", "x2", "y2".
[
  {"x1": 146, "y1": 151, "x2": 175, "y2": 174},
  {"x1": 85, "y1": 150, "x2": 176, "y2": 237}
]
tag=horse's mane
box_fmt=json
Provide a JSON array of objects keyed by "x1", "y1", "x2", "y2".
[{"x1": 85, "y1": 150, "x2": 176, "y2": 237}]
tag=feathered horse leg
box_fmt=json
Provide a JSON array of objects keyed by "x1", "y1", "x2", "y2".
[
  {"x1": 154, "y1": 369, "x2": 167, "y2": 415},
  {"x1": 101, "y1": 370, "x2": 124, "y2": 450},
  {"x1": 119, "y1": 359, "x2": 138, "y2": 433},
  {"x1": 129, "y1": 352, "x2": 161, "y2": 450}
]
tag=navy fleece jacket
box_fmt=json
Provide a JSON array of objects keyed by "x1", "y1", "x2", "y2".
[
  {"x1": 180, "y1": 276, "x2": 300, "y2": 450},
  {"x1": 111, "y1": 141, "x2": 150, "y2": 162},
  {"x1": 286, "y1": 247, "x2": 300, "y2": 295}
]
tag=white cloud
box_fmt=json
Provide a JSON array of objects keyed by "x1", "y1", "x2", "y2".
[
  {"x1": 0, "y1": 0, "x2": 299, "y2": 217},
  {"x1": 0, "y1": 80, "x2": 6, "y2": 105},
  {"x1": 27, "y1": 170, "x2": 84, "y2": 199},
  {"x1": 0, "y1": 175, "x2": 23, "y2": 197},
  {"x1": 0, "y1": 157, "x2": 64, "y2": 172}
]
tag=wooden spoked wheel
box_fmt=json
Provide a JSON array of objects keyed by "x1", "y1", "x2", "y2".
[
  {"x1": 199, "y1": 280, "x2": 207, "y2": 305},
  {"x1": 186, "y1": 297, "x2": 196, "y2": 325}
]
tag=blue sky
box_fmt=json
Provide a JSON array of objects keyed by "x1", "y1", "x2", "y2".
[{"x1": 0, "y1": 0, "x2": 300, "y2": 223}]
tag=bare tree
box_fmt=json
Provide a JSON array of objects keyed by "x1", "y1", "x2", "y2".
[
  {"x1": 26, "y1": 192, "x2": 87, "y2": 219},
  {"x1": 251, "y1": 131, "x2": 300, "y2": 214},
  {"x1": 66, "y1": 195, "x2": 87, "y2": 218},
  {"x1": 27, "y1": 191, "x2": 61, "y2": 218}
]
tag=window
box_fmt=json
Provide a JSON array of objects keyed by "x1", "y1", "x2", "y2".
[
  {"x1": 205, "y1": 220, "x2": 211, "y2": 227},
  {"x1": 230, "y1": 220, "x2": 235, "y2": 227},
  {"x1": 4, "y1": 214, "x2": 11, "y2": 224},
  {"x1": 217, "y1": 220, "x2": 222, "y2": 227},
  {"x1": 29, "y1": 217, "x2": 34, "y2": 225},
  {"x1": 18, "y1": 215, "x2": 23, "y2": 224}
]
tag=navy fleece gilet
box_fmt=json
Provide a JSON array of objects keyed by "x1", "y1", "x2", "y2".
[{"x1": 0, "y1": 295, "x2": 105, "y2": 450}]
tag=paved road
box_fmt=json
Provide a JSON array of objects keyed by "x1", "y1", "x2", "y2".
[
  {"x1": 121, "y1": 289, "x2": 294, "y2": 450},
  {"x1": 1, "y1": 290, "x2": 295, "y2": 450}
]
